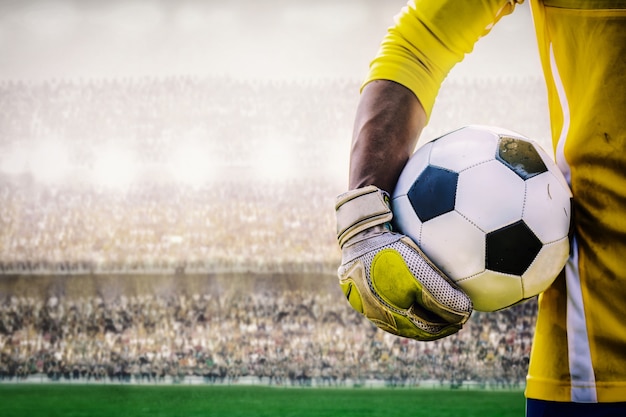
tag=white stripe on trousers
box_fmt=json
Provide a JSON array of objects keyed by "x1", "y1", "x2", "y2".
[{"x1": 549, "y1": 43, "x2": 597, "y2": 403}]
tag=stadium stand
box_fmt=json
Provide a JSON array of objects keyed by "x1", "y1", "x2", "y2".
[
  {"x1": 0, "y1": 278, "x2": 534, "y2": 388},
  {"x1": 0, "y1": 76, "x2": 549, "y2": 387}
]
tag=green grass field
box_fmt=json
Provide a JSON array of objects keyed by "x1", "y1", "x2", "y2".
[{"x1": 0, "y1": 384, "x2": 525, "y2": 417}]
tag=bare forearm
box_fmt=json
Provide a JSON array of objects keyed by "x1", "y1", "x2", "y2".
[{"x1": 349, "y1": 80, "x2": 427, "y2": 193}]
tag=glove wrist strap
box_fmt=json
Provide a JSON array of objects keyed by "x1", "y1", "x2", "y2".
[{"x1": 335, "y1": 185, "x2": 393, "y2": 248}]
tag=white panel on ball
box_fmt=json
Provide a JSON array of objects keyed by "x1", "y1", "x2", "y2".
[
  {"x1": 521, "y1": 238, "x2": 569, "y2": 297},
  {"x1": 429, "y1": 127, "x2": 499, "y2": 172},
  {"x1": 420, "y1": 211, "x2": 486, "y2": 280},
  {"x1": 458, "y1": 270, "x2": 523, "y2": 312},
  {"x1": 456, "y1": 161, "x2": 525, "y2": 232},
  {"x1": 391, "y1": 196, "x2": 424, "y2": 242},
  {"x1": 523, "y1": 172, "x2": 572, "y2": 243},
  {"x1": 532, "y1": 139, "x2": 573, "y2": 194}
]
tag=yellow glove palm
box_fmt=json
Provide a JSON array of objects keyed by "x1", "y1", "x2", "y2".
[{"x1": 336, "y1": 186, "x2": 472, "y2": 341}]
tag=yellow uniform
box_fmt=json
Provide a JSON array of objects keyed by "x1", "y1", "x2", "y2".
[{"x1": 365, "y1": 0, "x2": 626, "y2": 403}]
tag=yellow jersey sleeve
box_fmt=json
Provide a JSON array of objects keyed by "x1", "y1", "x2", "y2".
[{"x1": 364, "y1": 0, "x2": 520, "y2": 118}]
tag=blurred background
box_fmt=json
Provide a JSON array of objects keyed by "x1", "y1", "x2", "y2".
[{"x1": 0, "y1": 0, "x2": 549, "y2": 387}]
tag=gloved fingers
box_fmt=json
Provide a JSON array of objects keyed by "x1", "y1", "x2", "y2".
[
  {"x1": 340, "y1": 271, "x2": 463, "y2": 341},
  {"x1": 340, "y1": 232, "x2": 472, "y2": 321},
  {"x1": 388, "y1": 311, "x2": 464, "y2": 341},
  {"x1": 369, "y1": 239, "x2": 472, "y2": 323},
  {"x1": 339, "y1": 252, "x2": 471, "y2": 341}
]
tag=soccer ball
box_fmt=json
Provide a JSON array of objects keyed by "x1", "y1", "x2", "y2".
[{"x1": 391, "y1": 125, "x2": 572, "y2": 312}]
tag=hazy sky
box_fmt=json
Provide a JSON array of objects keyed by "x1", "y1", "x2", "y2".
[{"x1": 0, "y1": 0, "x2": 541, "y2": 82}]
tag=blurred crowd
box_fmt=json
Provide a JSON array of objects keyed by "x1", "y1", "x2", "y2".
[
  {"x1": 0, "y1": 284, "x2": 534, "y2": 388},
  {"x1": 0, "y1": 177, "x2": 340, "y2": 275},
  {"x1": 0, "y1": 75, "x2": 549, "y2": 275},
  {"x1": 0, "y1": 76, "x2": 358, "y2": 177},
  {"x1": 1, "y1": 75, "x2": 548, "y2": 387}
]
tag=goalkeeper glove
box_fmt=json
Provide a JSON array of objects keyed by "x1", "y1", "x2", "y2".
[{"x1": 335, "y1": 185, "x2": 472, "y2": 341}]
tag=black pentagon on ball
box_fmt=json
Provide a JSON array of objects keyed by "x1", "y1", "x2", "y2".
[
  {"x1": 408, "y1": 165, "x2": 458, "y2": 222},
  {"x1": 497, "y1": 136, "x2": 548, "y2": 180},
  {"x1": 486, "y1": 220, "x2": 543, "y2": 276}
]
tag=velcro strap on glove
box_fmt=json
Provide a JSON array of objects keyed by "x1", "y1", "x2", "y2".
[{"x1": 336, "y1": 185, "x2": 393, "y2": 248}]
